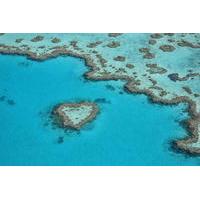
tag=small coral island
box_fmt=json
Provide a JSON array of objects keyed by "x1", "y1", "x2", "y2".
[{"x1": 52, "y1": 102, "x2": 99, "y2": 130}]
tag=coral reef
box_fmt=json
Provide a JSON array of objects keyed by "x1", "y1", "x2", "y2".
[
  {"x1": 159, "y1": 45, "x2": 176, "y2": 52},
  {"x1": 0, "y1": 33, "x2": 199, "y2": 155},
  {"x1": 51, "y1": 37, "x2": 61, "y2": 43},
  {"x1": 106, "y1": 41, "x2": 120, "y2": 48},
  {"x1": 31, "y1": 35, "x2": 44, "y2": 42},
  {"x1": 15, "y1": 39, "x2": 23, "y2": 43},
  {"x1": 108, "y1": 33, "x2": 123, "y2": 37},
  {"x1": 52, "y1": 102, "x2": 99, "y2": 130},
  {"x1": 113, "y1": 56, "x2": 126, "y2": 61}
]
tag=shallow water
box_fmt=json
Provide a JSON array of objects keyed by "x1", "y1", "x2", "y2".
[{"x1": 0, "y1": 54, "x2": 199, "y2": 165}]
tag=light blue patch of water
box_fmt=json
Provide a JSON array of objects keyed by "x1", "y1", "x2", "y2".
[{"x1": 0, "y1": 54, "x2": 199, "y2": 165}]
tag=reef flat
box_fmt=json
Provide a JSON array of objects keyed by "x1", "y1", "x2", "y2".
[
  {"x1": 0, "y1": 33, "x2": 199, "y2": 155},
  {"x1": 52, "y1": 102, "x2": 99, "y2": 130}
]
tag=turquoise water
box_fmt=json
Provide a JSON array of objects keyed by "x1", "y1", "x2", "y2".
[{"x1": 0, "y1": 54, "x2": 199, "y2": 165}]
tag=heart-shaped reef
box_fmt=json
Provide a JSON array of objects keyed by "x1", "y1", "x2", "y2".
[{"x1": 52, "y1": 102, "x2": 99, "y2": 130}]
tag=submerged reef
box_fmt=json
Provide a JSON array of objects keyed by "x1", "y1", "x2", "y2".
[
  {"x1": 146, "y1": 63, "x2": 167, "y2": 74},
  {"x1": 31, "y1": 35, "x2": 44, "y2": 42},
  {"x1": 114, "y1": 56, "x2": 126, "y2": 61},
  {"x1": 0, "y1": 33, "x2": 199, "y2": 155},
  {"x1": 51, "y1": 37, "x2": 61, "y2": 43},
  {"x1": 159, "y1": 45, "x2": 176, "y2": 52},
  {"x1": 52, "y1": 102, "x2": 99, "y2": 130},
  {"x1": 0, "y1": 95, "x2": 15, "y2": 106},
  {"x1": 149, "y1": 39, "x2": 157, "y2": 45},
  {"x1": 108, "y1": 33, "x2": 123, "y2": 37},
  {"x1": 139, "y1": 47, "x2": 155, "y2": 59},
  {"x1": 87, "y1": 41, "x2": 102, "y2": 48},
  {"x1": 106, "y1": 41, "x2": 120, "y2": 48},
  {"x1": 15, "y1": 38, "x2": 23, "y2": 43},
  {"x1": 177, "y1": 40, "x2": 200, "y2": 48}
]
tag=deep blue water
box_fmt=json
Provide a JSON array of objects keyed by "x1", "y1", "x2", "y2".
[{"x1": 0, "y1": 54, "x2": 199, "y2": 165}]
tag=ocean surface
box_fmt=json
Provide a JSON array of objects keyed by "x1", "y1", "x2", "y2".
[{"x1": 0, "y1": 54, "x2": 199, "y2": 165}]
